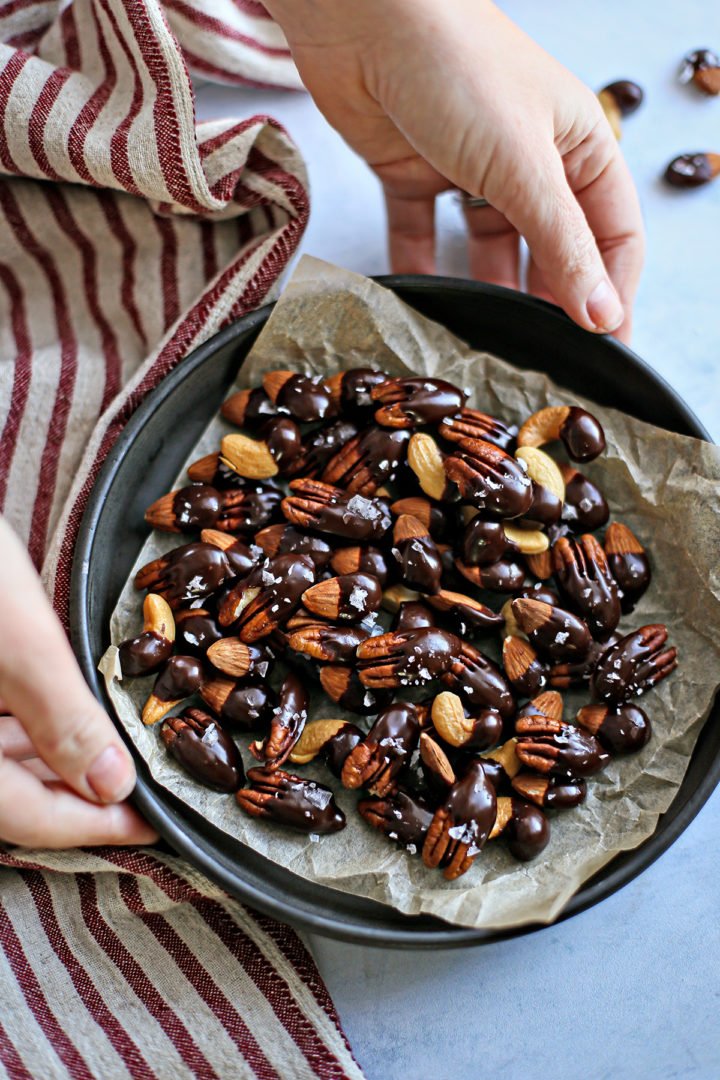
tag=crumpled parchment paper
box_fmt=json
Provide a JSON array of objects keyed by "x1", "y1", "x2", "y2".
[{"x1": 100, "y1": 256, "x2": 720, "y2": 930}]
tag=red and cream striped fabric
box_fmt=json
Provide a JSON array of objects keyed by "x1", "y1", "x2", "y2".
[{"x1": 0, "y1": 4, "x2": 366, "y2": 1079}]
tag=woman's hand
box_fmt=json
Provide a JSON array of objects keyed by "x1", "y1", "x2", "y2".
[
  {"x1": 0, "y1": 517, "x2": 157, "y2": 848},
  {"x1": 265, "y1": 0, "x2": 644, "y2": 342}
]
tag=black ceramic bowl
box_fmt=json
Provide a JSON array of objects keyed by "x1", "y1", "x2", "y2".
[{"x1": 71, "y1": 277, "x2": 720, "y2": 948}]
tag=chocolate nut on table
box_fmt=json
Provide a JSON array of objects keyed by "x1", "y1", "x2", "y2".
[
  {"x1": 441, "y1": 640, "x2": 516, "y2": 719},
  {"x1": 591, "y1": 625, "x2": 677, "y2": 705},
  {"x1": 517, "y1": 405, "x2": 606, "y2": 463},
  {"x1": 679, "y1": 48, "x2": 720, "y2": 94},
  {"x1": 514, "y1": 715, "x2": 610, "y2": 777},
  {"x1": 321, "y1": 425, "x2": 410, "y2": 494},
  {"x1": 604, "y1": 522, "x2": 652, "y2": 613},
  {"x1": 422, "y1": 760, "x2": 497, "y2": 880},
  {"x1": 552, "y1": 534, "x2": 621, "y2": 639},
  {"x1": 358, "y1": 789, "x2": 435, "y2": 854},
  {"x1": 511, "y1": 597, "x2": 593, "y2": 663},
  {"x1": 134, "y1": 541, "x2": 231, "y2": 610},
  {"x1": 439, "y1": 407, "x2": 517, "y2": 451},
  {"x1": 664, "y1": 152, "x2": 720, "y2": 189},
  {"x1": 117, "y1": 594, "x2": 175, "y2": 677},
  {"x1": 324, "y1": 367, "x2": 389, "y2": 415},
  {"x1": 237, "y1": 767, "x2": 346, "y2": 834},
  {"x1": 262, "y1": 370, "x2": 337, "y2": 423},
  {"x1": 576, "y1": 702, "x2": 652, "y2": 754},
  {"x1": 282, "y1": 479, "x2": 392, "y2": 541},
  {"x1": 370, "y1": 376, "x2": 467, "y2": 427},
  {"x1": 200, "y1": 676, "x2": 276, "y2": 731},
  {"x1": 161, "y1": 707, "x2": 244, "y2": 793},
  {"x1": 444, "y1": 437, "x2": 533, "y2": 518},
  {"x1": 511, "y1": 772, "x2": 587, "y2": 809},
  {"x1": 341, "y1": 702, "x2": 421, "y2": 797},
  {"x1": 355, "y1": 628, "x2": 458, "y2": 689},
  {"x1": 218, "y1": 553, "x2": 315, "y2": 640},
  {"x1": 250, "y1": 671, "x2": 308, "y2": 770}
]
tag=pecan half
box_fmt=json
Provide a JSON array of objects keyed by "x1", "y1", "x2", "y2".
[
  {"x1": 514, "y1": 715, "x2": 610, "y2": 777},
  {"x1": 439, "y1": 407, "x2": 517, "y2": 450},
  {"x1": 370, "y1": 376, "x2": 466, "y2": 427},
  {"x1": 237, "y1": 767, "x2": 346, "y2": 833},
  {"x1": 591, "y1": 625, "x2": 677, "y2": 704},
  {"x1": 422, "y1": 761, "x2": 497, "y2": 879},
  {"x1": 552, "y1": 534, "x2": 621, "y2": 639},
  {"x1": 321, "y1": 425, "x2": 409, "y2": 494},
  {"x1": 134, "y1": 542, "x2": 231, "y2": 610},
  {"x1": 341, "y1": 703, "x2": 421, "y2": 796},
  {"x1": 250, "y1": 672, "x2": 308, "y2": 769},
  {"x1": 161, "y1": 707, "x2": 244, "y2": 792},
  {"x1": 358, "y1": 789, "x2": 435, "y2": 854},
  {"x1": 441, "y1": 640, "x2": 516, "y2": 719},
  {"x1": 218, "y1": 554, "x2": 315, "y2": 640},
  {"x1": 444, "y1": 437, "x2": 533, "y2": 518},
  {"x1": 282, "y1": 479, "x2": 392, "y2": 541},
  {"x1": 355, "y1": 628, "x2": 458, "y2": 688}
]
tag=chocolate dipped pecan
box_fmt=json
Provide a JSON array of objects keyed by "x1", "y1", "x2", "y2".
[
  {"x1": 371, "y1": 376, "x2": 467, "y2": 427},
  {"x1": 134, "y1": 541, "x2": 231, "y2": 610},
  {"x1": 444, "y1": 437, "x2": 533, "y2": 518},
  {"x1": 422, "y1": 761, "x2": 497, "y2": 879},
  {"x1": 358, "y1": 789, "x2": 434, "y2": 854},
  {"x1": 218, "y1": 553, "x2": 315, "y2": 639},
  {"x1": 161, "y1": 707, "x2": 244, "y2": 792},
  {"x1": 341, "y1": 703, "x2": 421, "y2": 796},
  {"x1": 552, "y1": 534, "x2": 621, "y2": 639},
  {"x1": 439, "y1": 407, "x2": 517, "y2": 451},
  {"x1": 441, "y1": 640, "x2": 516, "y2": 719},
  {"x1": 250, "y1": 671, "x2": 308, "y2": 769},
  {"x1": 355, "y1": 627, "x2": 458, "y2": 688},
  {"x1": 515, "y1": 715, "x2": 610, "y2": 777},
  {"x1": 591, "y1": 625, "x2": 677, "y2": 704},
  {"x1": 282, "y1": 479, "x2": 392, "y2": 541},
  {"x1": 321, "y1": 425, "x2": 409, "y2": 494},
  {"x1": 237, "y1": 768, "x2": 346, "y2": 833}
]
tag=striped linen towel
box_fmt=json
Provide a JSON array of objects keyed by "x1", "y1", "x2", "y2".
[{"x1": 0, "y1": 3, "x2": 367, "y2": 1077}]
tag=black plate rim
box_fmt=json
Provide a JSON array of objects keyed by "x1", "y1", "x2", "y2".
[{"x1": 71, "y1": 276, "x2": 719, "y2": 948}]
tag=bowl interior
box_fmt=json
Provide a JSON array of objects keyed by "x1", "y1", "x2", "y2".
[{"x1": 71, "y1": 278, "x2": 720, "y2": 947}]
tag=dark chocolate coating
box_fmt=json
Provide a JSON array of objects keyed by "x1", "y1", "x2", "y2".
[
  {"x1": 375, "y1": 377, "x2": 466, "y2": 424},
  {"x1": 664, "y1": 153, "x2": 716, "y2": 188},
  {"x1": 212, "y1": 679, "x2": 276, "y2": 731},
  {"x1": 266, "y1": 526, "x2": 333, "y2": 569},
  {"x1": 220, "y1": 553, "x2": 315, "y2": 631},
  {"x1": 294, "y1": 489, "x2": 392, "y2": 542},
  {"x1": 358, "y1": 789, "x2": 434, "y2": 851},
  {"x1": 162, "y1": 708, "x2": 243, "y2": 792},
  {"x1": 461, "y1": 709, "x2": 504, "y2": 751},
  {"x1": 296, "y1": 419, "x2": 361, "y2": 475},
  {"x1": 514, "y1": 584, "x2": 561, "y2": 607},
  {"x1": 601, "y1": 79, "x2": 644, "y2": 115},
  {"x1": 220, "y1": 539, "x2": 257, "y2": 579},
  {"x1": 591, "y1": 625, "x2": 676, "y2": 704},
  {"x1": 478, "y1": 758, "x2": 509, "y2": 793},
  {"x1": 321, "y1": 723, "x2": 364, "y2": 777},
  {"x1": 323, "y1": 426, "x2": 410, "y2": 489},
  {"x1": 260, "y1": 416, "x2": 303, "y2": 472},
  {"x1": 506, "y1": 802, "x2": 550, "y2": 861},
  {"x1": 319, "y1": 665, "x2": 394, "y2": 715},
  {"x1": 443, "y1": 644, "x2": 516, "y2": 719},
  {"x1": 511, "y1": 773, "x2": 587, "y2": 808},
  {"x1": 393, "y1": 534, "x2": 443, "y2": 594},
  {"x1": 219, "y1": 482, "x2": 282, "y2": 533},
  {"x1": 274, "y1": 672, "x2": 308, "y2": 733},
  {"x1": 559, "y1": 407, "x2": 606, "y2": 462},
  {"x1": 596, "y1": 704, "x2": 651, "y2": 754},
  {"x1": 467, "y1": 558, "x2": 526, "y2": 593},
  {"x1": 140, "y1": 542, "x2": 231, "y2": 609},
  {"x1": 429, "y1": 594, "x2": 504, "y2": 637},
  {"x1": 607, "y1": 550, "x2": 651, "y2": 613},
  {"x1": 445, "y1": 448, "x2": 533, "y2": 519},
  {"x1": 553, "y1": 537, "x2": 621, "y2": 639},
  {"x1": 506, "y1": 650, "x2": 548, "y2": 700},
  {"x1": 561, "y1": 471, "x2": 609, "y2": 532},
  {"x1": 440, "y1": 761, "x2": 497, "y2": 860},
  {"x1": 681, "y1": 48, "x2": 720, "y2": 75},
  {"x1": 460, "y1": 517, "x2": 508, "y2": 566},
  {"x1": 392, "y1": 601, "x2": 436, "y2": 633},
  {"x1": 516, "y1": 721, "x2": 610, "y2": 778},
  {"x1": 524, "y1": 481, "x2": 562, "y2": 527},
  {"x1": 335, "y1": 545, "x2": 389, "y2": 586},
  {"x1": 238, "y1": 386, "x2": 278, "y2": 428},
  {"x1": 514, "y1": 600, "x2": 593, "y2": 662},
  {"x1": 334, "y1": 572, "x2": 383, "y2": 621},
  {"x1": 277, "y1": 374, "x2": 336, "y2": 422},
  {"x1": 172, "y1": 485, "x2": 222, "y2": 530},
  {"x1": 243, "y1": 768, "x2": 346, "y2": 833},
  {"x1": 337, "y1": 368, "x2": 388, "y2": 412},
  {"x1": 118, "y1": 632, "x2": 173, "y2": 677},
  {"x1": 357, "y1": 627, "x2": 458, "y2": 687},
  {"x1": 153, "y1": 655, "x2": 204, "y2": 702}
]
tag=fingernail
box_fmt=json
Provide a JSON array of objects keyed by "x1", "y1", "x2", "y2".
[
  {"x1": 87, "y1": 746, "x2": 135, "y2": 803},
  {"x1": 586, "y1": 279, "x2": 624, "y2": 332}
]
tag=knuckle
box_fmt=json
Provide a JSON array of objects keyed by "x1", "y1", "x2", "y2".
[{"x1": 33, "y1": 711, "x2": 104, "y2": 767}]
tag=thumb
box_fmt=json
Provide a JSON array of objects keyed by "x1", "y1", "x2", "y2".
[
  {"x1": 0, "y1": 518, "x2": 137, "y2": 804},
  {"x1": 490, "y1": 149, "x2": 625, "y2": 334}
]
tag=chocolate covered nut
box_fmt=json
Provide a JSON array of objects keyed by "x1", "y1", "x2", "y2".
[
  {"x1": 187, "y1": 453, "x2": 255, "y2": 490},
  {"x1": 503, "y1": 636, "x2": 548, "y2": 698},
  {"x1": 426, "y1": 590, "x2": 504, "y2": 635},
  {"x1": 521, "y1": 481, "x2": 563, "y2": 528},
  {"x1": 511, "y1": 772, "x2": 587, "y2": 809},
  {"x1": 444, "y1": 437, "x2": 533, "y2": 518},
  {"x1": 218, "y1": 554, "x2": 315, "y2": 639},
  {"x1": 288, "y1": 624, "x2": 369, "y2": 663},
  {"x1": 547, "y1": 637, "x2": 613, "y2": 690},
  {"x1": 221, "y1": 386, "x2": 278, "y2": 429},
  {"x1": 319, "y1": 665, "x2": 393, "y2": 715},
  {"x1": 441, "y1": 640, "x2": 516, "y2": 719},
  {"x1": 330, "y1": 545, "x2": 389, "y2": 586},
  {"x1": 512, "y1": 598, "x2": 592, "y2": 662},
  {"x1": 237, "y1": 767, "x2": 346, "y2": 834},
  {"x1": 515, "y1": 715, "x2": 610, "y2": 777},
  {"x1": 142, "y1": 655, "x2": 204, "y2": 726},
  {"x1": 321, "y1": 426, "x2": 410, "y2": 494},
  {"x1": 604, "y1": 522, "x2": 651, "y2": 613},
  {"x1": 664, "y1": 152, "x2": 720, "y2": 189},
  {"x1": 292, "y1": 418, "x2": 361, "y2": 477},
  {"x1": 517, "y1": 406, "x2": 606, "y2": 463},
  {"x1": 145, "y1": 483, "x2": 223, "y2": 533},
  {"x1": 481, "y1": 738, "x2": 522, "y2": 787},
  {"x1": 439, "y1": 407, "x2": 517, "y2": 451},
  {"x1": 552, "y1": 534, "x2": 621, "y2": 639},
  {"x1": 391, "y1": 515, "x2": 443, "y2": 594},
  {"x1": 161, "y1": 707, "x2": 244, "y2": 793},
  {"x1": 600, "y1": 79, "x2": 645, "y2": 116},
  {"x1": 220, "y1": 417, "x2": 303, "y2": 480},
  {"x1": 514, "y1": 584, "x2": 561, "y2": 608},
  {"x1": 175, "y1": 609, "x2": 224, "y2": 656},
  {"x1": 390, "y1": 496, "x2": 451, "y2": 542},
  {"x1": 213, "y1": 483, "x2": 283, "y2": 534},
  {"x1": 431, "y1": 691, "x2": 503, "y2": 751},
  {"x1": 679, "y1": 48, "x2": 720, "y2": 95},
  {"x1": 591, "y1": 625, "x2": 677, "y2": 704},
  {"x1": 324, "y1": 367, "x2": 388, "y2": 414},
  {"x1": 118, "y1": 594, "x2": 175, "y2": 677},
  {"x1": 200, "y1": 676, "x2": 275, "y2": 731},
  {"x1": 391, "y1": 601, "x2": 436, "y2": 633},
  {"x1": 253, "y1": 524, "x2": 332, "y2": 569},
  {"x1": 455, "y1": 557, "x2": 526, "y2": 593},
  {"x1": 503, "y1": 799, "x2": 551, "y2": 861},
  {"x1": 200, "y1": 530, "x2": 258, "y2": 579},
  {"x1": 341, "y1": 703, "x2": 421, "y2": 796},
  {"x1": 422, "y1": 761, "x2": 497, "y2": 879},
  {"x1": 302, "y1": 572, "x2": 382, "y2": 623},
  {"x1": 576, "y1": 703, "x2": 651, "y2": 754},
  {"x1": 282, "y1": 479, "x2": 392, "y2": 541},
  {"x1": 358, "y1": 789, "x2": 435, "y2": 853},
  {"x1": 356, "y1": 628, "x2": 458, "y2": 688},
  {"x1": 371, "y1": 376, "x2": 467, "y2": 427},
  {"x1": 263, "y1": 370, "x2": 337, "y2": 422},
  {"x1": 515, "y1": 689, "x2": 564, "y2": 722},
  {"x1": 514, "y1": 446, "x2": 565, "y2": 510},
  {"x1": 460, "y1": 517, "x2": 509, "y2": 566},
  {"x1": 135, "y1": 542, "x2": 231, "y2": 610},
  {"x1": 289, "y1": 718, "x2": 357, "y2": 765},
  {"x1": 250, "y1": 672, "x2": 308, "y2": 769}
]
